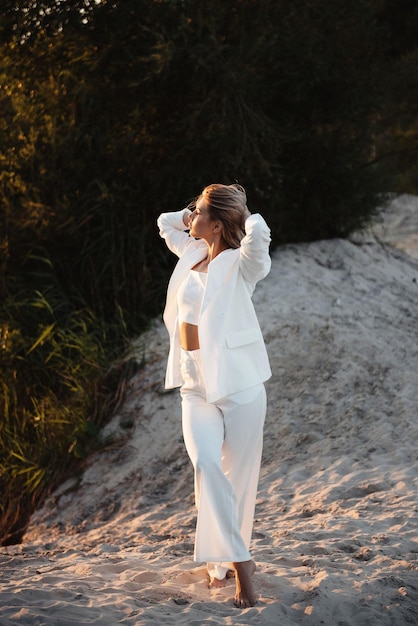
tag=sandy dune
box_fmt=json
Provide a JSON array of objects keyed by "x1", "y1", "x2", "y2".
[{"x1": 1, "y1": 195, "x2": 417, "y2": 625}]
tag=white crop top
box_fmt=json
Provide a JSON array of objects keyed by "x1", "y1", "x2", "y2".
[{"x1": 177, "y1": 270, "x2": 207, "y2": 325}]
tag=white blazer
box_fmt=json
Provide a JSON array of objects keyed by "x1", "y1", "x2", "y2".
[{"x1": 158, "y1": 209, "x2": 272, "y2": 403}]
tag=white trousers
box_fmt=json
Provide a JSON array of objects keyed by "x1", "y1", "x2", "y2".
[{"x1": 180, "y1": 348, "x2": 266, "y2": 581}]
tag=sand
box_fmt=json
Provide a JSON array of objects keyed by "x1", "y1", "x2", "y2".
[{"x1": 1, "y1": 194, "x2": 417, "y2": 625}]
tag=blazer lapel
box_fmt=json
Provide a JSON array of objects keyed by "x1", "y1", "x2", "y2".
[{"x1": 200, "y1": 249, "x2": 238, "y2": 316}]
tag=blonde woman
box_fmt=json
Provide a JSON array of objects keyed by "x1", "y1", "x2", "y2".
[{"x1": 158, "y1": 183, "x2": 271, "y2": 607}]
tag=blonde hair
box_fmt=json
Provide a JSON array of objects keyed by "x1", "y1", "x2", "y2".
[{"x1": 199, "y1": 183, "x2": 248, "y2": 249}]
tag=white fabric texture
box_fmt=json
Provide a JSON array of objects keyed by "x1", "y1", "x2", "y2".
[
  {"x1": 179, "y1": 348, "x2": 266, "y2": 580},
  {"x1": 177, "y1": 270, "x2": 206, "y2": 325},
  {"x1": 158, "y1": 209, "x2": 272, "y2": 402}
]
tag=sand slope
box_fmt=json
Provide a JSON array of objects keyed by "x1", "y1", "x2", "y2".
[{"x1": 1, "y1": 195, "x2": 417, "y2": 625}]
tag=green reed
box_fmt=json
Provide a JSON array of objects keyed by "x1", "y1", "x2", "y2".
[{"x1": 0, "y1": 288, "x2": 132, "y2": 545}]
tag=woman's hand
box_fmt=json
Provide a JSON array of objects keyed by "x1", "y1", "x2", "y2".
[
  {"x1": 241, "y1": 206, "x2": 251, "y2": 229},
  {"x1": 183, "y1": 209, "x2": 192, "y2": 228}
]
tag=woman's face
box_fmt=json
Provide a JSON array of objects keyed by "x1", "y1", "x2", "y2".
[{"x1": 189, "y1": 197, "x2": 217, "y2": 240}]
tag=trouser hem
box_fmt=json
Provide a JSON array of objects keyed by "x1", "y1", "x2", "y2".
[{"x1": 195, "y1": 554, "x2": 251, "y2": 564}]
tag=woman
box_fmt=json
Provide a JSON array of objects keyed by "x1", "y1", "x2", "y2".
[{"x1": 157, "y1": 183, "x2": 271, "y2": 608}]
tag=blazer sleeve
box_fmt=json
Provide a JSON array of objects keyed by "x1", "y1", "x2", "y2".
[
  {"x1": 239, "y1": 213, "x2": 272, "y2": 285},
  {"x1": 157, "y1": 209, "x2": 193, "y2": 258}
]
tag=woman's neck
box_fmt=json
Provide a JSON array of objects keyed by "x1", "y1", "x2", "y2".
[{"x1": 205, "y1": 237, "x2": 229, "y2": 263}]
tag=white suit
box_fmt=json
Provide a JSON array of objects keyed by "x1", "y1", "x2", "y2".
[
  {"x1": 158, "y1": 209, "x2": 272, "y2": 402},
  {"x1": 158, "y1": 208, "x2": 272, "y2": 580}
]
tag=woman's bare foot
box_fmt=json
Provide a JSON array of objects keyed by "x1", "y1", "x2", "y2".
[
  {"x1": 208, "y1": 576, "x2": 227, "y2": 589},
  {"x1": 233, "y1": 559, "x2": 257, "y2": 608}
]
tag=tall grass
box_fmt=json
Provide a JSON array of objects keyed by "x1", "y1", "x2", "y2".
[{"x1": 0, "y1": 288, "x2": 134, "y2": 545}]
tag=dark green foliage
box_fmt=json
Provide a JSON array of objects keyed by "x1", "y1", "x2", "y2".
[
  {"x1": 0, "y1": 0, "x2": 413, "y2": 544},
  {"x1": 0, "y1": 286, "x2": 130, "y2": 544},
  {"x1": 372, "y1": 0, "x2": 418, "y2": 192}
]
